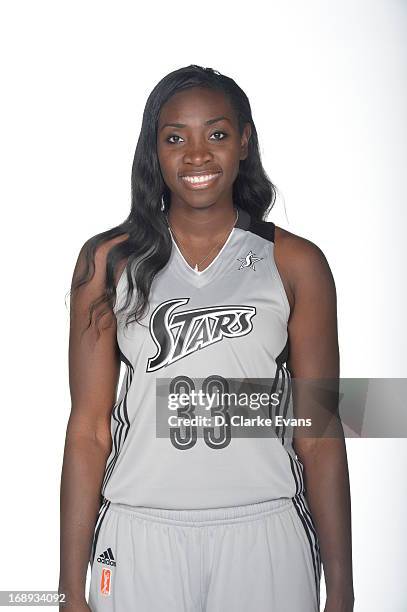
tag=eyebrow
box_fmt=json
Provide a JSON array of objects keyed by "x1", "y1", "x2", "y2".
[{"x1": 159, "y1": 116, "x2": 231, "y2": 131}]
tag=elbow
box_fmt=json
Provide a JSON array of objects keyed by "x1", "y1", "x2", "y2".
[
  {"x1": 293, "y1": 437, "x2": 321, "y2": 460},
  {"x1": 293, "y1": 436, "x2": 346, "y2": 465},
  {"x1": 65, "y1": 412, "x2": 112, "y2": 457}
]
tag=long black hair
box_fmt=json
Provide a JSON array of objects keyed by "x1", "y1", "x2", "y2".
[{"x1": 70, "y1": 64, "x2": 277, "y2": 337}]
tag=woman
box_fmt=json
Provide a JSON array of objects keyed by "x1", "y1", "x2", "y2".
[{"x1": 59, "y1": 65, "x2": 354, "y2": 611}]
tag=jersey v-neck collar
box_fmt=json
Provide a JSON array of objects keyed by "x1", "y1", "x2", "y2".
[{"x1": 168, "y1": 206, "x2": 251, "y2": 289}]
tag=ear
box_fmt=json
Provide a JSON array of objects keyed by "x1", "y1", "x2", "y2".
[{"x1": 240, "y1": 123, "x2": 252, "y2": 161}]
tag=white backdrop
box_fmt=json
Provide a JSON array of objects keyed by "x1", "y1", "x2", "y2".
[{"x1": 0, "y1": 1, "x2": 406, "y2": 610}]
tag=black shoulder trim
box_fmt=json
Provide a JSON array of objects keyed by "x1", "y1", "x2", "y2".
[
  {"x1": 248, "y1": 218, "x2": 275, "y2": 243},
  {"x1": 235, "y1": 206, "x2": 275, "y2": 242}
]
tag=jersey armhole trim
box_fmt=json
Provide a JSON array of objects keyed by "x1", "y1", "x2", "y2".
[
  {"x1": 113, "y1": 262, "x2": 129, "y2": 316},
  {"x1": 266, "y1": 242, "x2": 291, "y2": 322}
]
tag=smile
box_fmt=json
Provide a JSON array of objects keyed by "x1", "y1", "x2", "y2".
[{"x1": 180, "y1": 173, "x2": 222, "y2": 188}]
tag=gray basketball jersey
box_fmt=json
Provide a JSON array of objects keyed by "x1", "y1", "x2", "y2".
[{"x1": 100, "y1": 206, "x2": 306, "y2": 510}]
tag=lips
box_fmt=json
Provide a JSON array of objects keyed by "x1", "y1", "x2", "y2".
[
  {"x1": 179, "y1": 172, "x2": 222, "y2": 190},
  {"x1": 182, "y1": 172, "x2": 220, "y2": 183},
  {"x1": 179, "y1": 169, "x2": 222, "y2": 177}
]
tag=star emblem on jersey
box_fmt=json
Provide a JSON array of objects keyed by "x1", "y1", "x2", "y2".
[{"x1": 237, "y1": 250, "x2": 264, "y2": 271}]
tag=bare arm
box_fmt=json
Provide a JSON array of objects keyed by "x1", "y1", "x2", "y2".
[
  {"x1": 58, "y1": 238, "x2": 126, "y2": 610},
  {"x1": 276, "y1": 233, "x2": 354, "y2": 611}
]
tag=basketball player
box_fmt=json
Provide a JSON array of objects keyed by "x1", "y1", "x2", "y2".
[{"x1": 58, "y1": 66, "x2": 354, "y2": 611}]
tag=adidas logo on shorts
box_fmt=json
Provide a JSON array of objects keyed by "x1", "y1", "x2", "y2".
[{"x1": 97, "y1": 547, "x2": 116, "y2": 567}]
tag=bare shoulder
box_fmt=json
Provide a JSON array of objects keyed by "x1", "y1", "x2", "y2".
[
  {"x1": 273, "y1": 225, "x2": 336, "y2": 311},
  {"x1": 273, "y1": 225, "x2": 331, "y2": 268}
]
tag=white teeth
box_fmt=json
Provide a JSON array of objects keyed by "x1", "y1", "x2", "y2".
[{"x1": 181, "y1": 173, "x2": 219, "y2": 184}]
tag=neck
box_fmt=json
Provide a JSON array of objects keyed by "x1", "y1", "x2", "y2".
[{"x1": 166, "y1": 202, "x2": 237, "y2": 243}]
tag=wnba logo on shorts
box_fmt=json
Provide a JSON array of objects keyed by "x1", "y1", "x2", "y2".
[{"x1": 100, "y1": 568, "x2": 111, "y2": 596}]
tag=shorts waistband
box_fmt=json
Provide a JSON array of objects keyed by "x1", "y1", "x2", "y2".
[{"x1": 109, "y1": 497, "x2": 293, "y2": 527}]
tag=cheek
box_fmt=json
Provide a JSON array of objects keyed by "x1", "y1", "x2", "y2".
[
  {"x1": 219, "y1": 153, "x2": 240, "y2": 179},
  {"x1": 218, "y1": 142, "x2": 241, "y2": 168},
  {"x1": 156, "y1": 144, "x2": 165, "y2": 167},
  {"x1": 157, "y1": 149, "x2": 176, "y2": 181}
]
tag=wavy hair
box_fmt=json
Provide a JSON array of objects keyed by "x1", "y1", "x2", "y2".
[{"x1": 70, "y1": 64, "x2": 277, "y2": 337}]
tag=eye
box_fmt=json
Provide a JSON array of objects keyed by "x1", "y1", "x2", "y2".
[
  {"x1": 166, "y1": 134, "x2": 184, "y2": 144},
  {"x1": 165, "y1": 131, "x2": 228, "y2": 144},
  {"x1": 210, "y1": 131, "x2": 228, "y2": 141}
]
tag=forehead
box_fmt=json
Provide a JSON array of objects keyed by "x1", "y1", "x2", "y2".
[{"x1": 158, "y1": 87, "x2": 237, "y2": 126}]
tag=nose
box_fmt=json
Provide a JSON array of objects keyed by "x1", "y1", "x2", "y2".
[{"x1": 183, "y1": 139, "x2": 213, "y2": 166}]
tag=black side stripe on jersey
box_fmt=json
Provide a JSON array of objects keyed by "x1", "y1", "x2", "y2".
[
  {"x1": 102, "y1": 359, "x2": 134, "y2": 492},
  {"x1": 276, "y1": 338, "x2": 321, "y2": 604},
  {"x1": 275, "y1": 365, "x2": 286, "y2": 425},
  {"x1": 269, "y1": 364, "x2": 293, "y2": 444},
  {"x1": 103, "y1": 397, "x2": 126, "y2": 486},
  {"x1": 268, "y1": 364, "x2": 280, "y2": 421},
  {"x1": 119, "y1": 348, "x2": 133, "y2": 368},
  {"x1": 268, "y1": 338, "x2": 287, "y2": 408},
  {"x1": 102, "y1": 364, "x2": 132, "y2": 490},
  {"x1": 102, "y1": 397, "x2": 124, "y2": 490},
  {"x1": 289, "y1": 456, "x2": 322, "y2": 603},
  {"x1": 269, "y1": 338, "x2": 291, "y2": 442},
  {"x1": 289, "y1": 451, "x2": 305, "y2": 495},
  {"x1": 276, "y1": 337, "x2": 289, "y2": 366},
  {"x1": 90, "y1": 497, "x2": 110, "y2": 566},
  {"x1": 279, "y1": 365, "x2": 292, "y2": 444}
]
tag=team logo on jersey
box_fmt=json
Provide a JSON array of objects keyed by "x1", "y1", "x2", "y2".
[
  {"x1": 97, "y1": 547, "x2": 116, "y2": 567},
  {"x1": 146, "y1": 298, "x2": 256, "y2": 372},
  {"x1": 237, "y1": 250, "x2": 263, "y2": 271}
]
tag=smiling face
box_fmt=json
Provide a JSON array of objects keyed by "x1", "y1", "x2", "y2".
[{"x1": 156, "y1": 86, "x2": 251, "y2": 210}]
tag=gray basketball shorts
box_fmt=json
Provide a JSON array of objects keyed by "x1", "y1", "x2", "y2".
[{"x1": 88, "y1": 493, "x2": 321, "y2": 612}]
